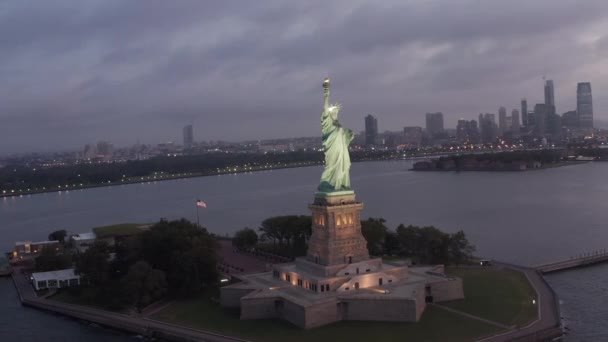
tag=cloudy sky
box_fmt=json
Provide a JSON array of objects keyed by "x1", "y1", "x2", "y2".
[{"x1": 1, "y1": 0, "x2": 607, "y2": 154}]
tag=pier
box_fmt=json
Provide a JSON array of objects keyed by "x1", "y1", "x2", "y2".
[{"x1": 536, "y1": 250, "x2": 608, "y2": 274}]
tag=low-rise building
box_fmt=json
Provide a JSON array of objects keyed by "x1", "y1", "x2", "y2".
[
  {"x1": 31, "y1": 268, "x2": 81, "y2": 291},
  {"x1": 70, "y1": 232, "x2": 96, "y2": 252},
  {"x1": 11, "y1": 240, "x2": 61, "y2": 262}
]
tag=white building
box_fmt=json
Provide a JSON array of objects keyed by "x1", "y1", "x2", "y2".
[
  {"x1": 31, "y1": 269, "x2": 81, "y2": 291},
  {"x1": 70, "y1": 232, "x2": 96, "y2": 252}
]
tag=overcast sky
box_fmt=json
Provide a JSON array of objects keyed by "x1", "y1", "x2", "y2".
[{"x1": 1, "y1": 0, "x2": 607, "y2": 154}]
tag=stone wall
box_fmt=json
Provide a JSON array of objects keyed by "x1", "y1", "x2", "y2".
[
  {"x1": 240, "y1": 296, "x2": 279, "y2": 320},
  {"x1": 303, "y1": 299, "x2": 339, "y2": 329},
  {"x1": 220, "y1": 287, "x2": 255, "y2": 308},
  {"x1": 428, "y1": 278, "x2": 464, "y2": 302},
  {"x1": 336, "y1": 272, "x2": 399, "y2": 292},
  {"x1": 341, "y1": 297, "x2": 421, "y2": 322}
]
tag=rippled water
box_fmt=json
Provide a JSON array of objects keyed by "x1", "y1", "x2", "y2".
[
  {"x1": 546, "y1": 264, "x2": 608, "y2": 341},
  {"x1": 2, "y1": 160, "x2": 608, "y2": 340},
  {"x1": 0, "y1": 277, "x2": 136, "y2": 341}
]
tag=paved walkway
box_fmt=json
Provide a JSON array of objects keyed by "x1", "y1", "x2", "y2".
[
  {"x1": 11, "y1": 268, "x2": 248, "y2": 342},
  {"x1": 431, "y1": 303, "x2": 512, "y2": 330},
  {"x1": 217, "y1": 240, "x2": 268, "y2": 274},
  {"x1": 477, "y1": 262, "x2": 562, "y2": 342}
]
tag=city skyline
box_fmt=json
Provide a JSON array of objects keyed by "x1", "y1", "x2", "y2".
[{"x1": 1, "y1": 1, "x2": 608, "y2": 154}]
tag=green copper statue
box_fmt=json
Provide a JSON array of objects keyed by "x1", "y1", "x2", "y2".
[{"x1": 318, "y1": 77, "x2": 354, "y2": 193}]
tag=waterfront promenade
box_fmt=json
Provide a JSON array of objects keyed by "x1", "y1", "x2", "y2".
[
  {"x1": 11, "y1": 268, "x2": 248, "y2": 342},
  {"x1": 478, "y1": 262, "x2": 562, "y2": 342}
]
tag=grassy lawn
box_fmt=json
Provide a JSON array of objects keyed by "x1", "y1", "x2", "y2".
[
  {"x1": 443, "y1": 267, "x2": 537, "y2": 327},
  {"x1": 92, "y1": 223, "x2": 146, "y2": 238},
  {"x1": 151, "y1": 295, "x2": 502, "y2": 342},
  {"x1": 49, "y1": 289, "x2": 128, "y2": 313}
]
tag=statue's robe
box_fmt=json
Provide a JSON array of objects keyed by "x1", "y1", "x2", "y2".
[{"x1": 318, "y1": 107, "x2": 353, "y2": 192}]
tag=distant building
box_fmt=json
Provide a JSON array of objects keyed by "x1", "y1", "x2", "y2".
[
  {"x1": 577, "y1": 82, "x2": 593, "y2": 129},
  {"x1": 534, "y1": 104, "x2": 548, "y2": 137},
  {"x1": 456, "y1": 119, "x2": 480, "y2": 144},
  {"x1": 10, "y1": 240, "x2": 61, "y2": 262},
  {"x1": 562, "y1": 110, "x2": 578, "y2": 128},
  {"x1": 511, "y1": 110, "x2": 520, "y2": 137},
  {"x1": 425, "y1": 112, "x2": 444, "y2": 137},
  {"x1": 83, "y1": 144, "x2": 97, "y2": 159},
  {"x1": 547, "y1": 112, "x2": 562, "y2": 140},
  {"x1": 70, "y1": 232, "x2": 96, "y2": 253},
  {"x1": 544, "y1": 79, "x2": 557, "y2": 118},
  {"x1": 96, "y1": 141, "x2": 114, "y2": 158},
  {"x1": 498, "y1": 107, "x2": 507, "y2": 135},
  {"x1": 478, "y1": 113, "x2": 497, "y2": 144},
  {"x1": 521, "y1": 99, "x2": 528, "y2": 127},
  {"x1": 183, "y1": 124, "x2": 194, "y2": 149},
  {"x1": 32, "y1": 269, "x2": 81, "y2": 291},
  {"x1": 364, "y1": 115, "x2": 378, "y2": 146},
  {"x1": 403, "y1": 126, "x2": 423, "y2": 148}
]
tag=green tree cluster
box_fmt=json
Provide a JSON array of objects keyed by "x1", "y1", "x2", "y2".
[
  {"x1": 257, "y1": 215, "x2": 312, "y2": 257},
  {"x1": 232, "y1": 227, "x2": 258, "y2": 250},
  {"x1": 48, "y1": 229, "x2": 68, "y2": 244},
  {"x1": 34, "y1": 246, "x2": 72, "y2": 272},
  {"x1": 74, "y1": 218, "x2": 217, "y2": 311},
  {"x1": 360, "y1": 219, "x2": 475, "y2": 265}
]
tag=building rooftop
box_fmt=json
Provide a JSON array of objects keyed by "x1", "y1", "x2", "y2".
[
  {"x1": 231, "y1": 264, "x2": 457, "y2": 307},
  {"x1": 31, "y1": 268, "x2": 79, "y2": 282},
  {"x1": 15, "y1": 240, "x2": 59, "y2": 246},
  {"x1": 71, "y1": 232, "x2": 96, "y2": 241}
]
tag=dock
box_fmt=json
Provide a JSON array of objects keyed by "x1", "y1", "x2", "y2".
[{"x1": 536, "y1": 250, "x2": 608, "y2": 274}]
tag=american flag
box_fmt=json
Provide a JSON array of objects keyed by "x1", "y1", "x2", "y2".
[{"x1": 196, "y1": 199, "x2": 207, "y2": 208}]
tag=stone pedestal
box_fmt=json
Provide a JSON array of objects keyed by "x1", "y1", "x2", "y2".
[{"x1": 306, "y1": 192, "x2": 370, "y2": 266}]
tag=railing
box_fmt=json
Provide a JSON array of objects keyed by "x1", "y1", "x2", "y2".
[{"x1": 536, "y1": 249, "x2": 608, "y2": 274}]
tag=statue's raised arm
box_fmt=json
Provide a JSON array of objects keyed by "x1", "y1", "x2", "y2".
[{"x1": 318, "y1": 78, "x2": 354, "y2": 194}]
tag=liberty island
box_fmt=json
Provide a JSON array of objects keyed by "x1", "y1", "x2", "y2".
[{"x1": 220, "y1": 79, "x2": 464, "y2": 328}]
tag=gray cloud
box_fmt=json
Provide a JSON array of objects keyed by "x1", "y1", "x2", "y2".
[{"x1": 1, "y1": 0, "x2": 608, "y2": 154}]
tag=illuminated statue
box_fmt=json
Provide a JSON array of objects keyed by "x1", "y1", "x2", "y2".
[{"x1": 318, "y1": 78, "x2": 354, "y2": 193}]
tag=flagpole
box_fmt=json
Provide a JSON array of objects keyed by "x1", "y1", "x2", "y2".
[{"x1": 196, "y1": 204, "x2": 200, "y2": 228}]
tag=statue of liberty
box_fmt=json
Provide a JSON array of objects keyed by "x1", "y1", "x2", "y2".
[{"x1": 318, "y1": 77, "x2": 354, "y2": 193}]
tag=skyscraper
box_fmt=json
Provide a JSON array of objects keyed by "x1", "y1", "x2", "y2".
[
  {"x1": 521, "y1": 99, "x2": 528, "y2": 127},
  {"x1": 479, "y1": 113, "x2": 497, "y2": 144},
  {"x1": 534, "y1": 104, "x2": 547, "y2": 137},
  {"x1": 511, "y1": 109, "x2": 520, "y2": 137},
  {"x1": 456, "y1": 119, "x2": 479, "y2": 144},
  {"x1": 425, "y1": 112, "x2": 444, "y2": 137},
  {"x1": 544, "y1": 80, "x2": 556, "y2": 117},
  {"x1": 183, "y1": 124, "x2": 194, "y2": 149},
  {"x1": 498, "y1": 106, "x2": 507, "y2": 135},
  {"x1": 364, "y1": 114, "x2": 378, "y2": 146},
  {"x1": 561, "y1": 110, "x2": 578, "y2": 128},
  {"x1": 577, "y1": 82, "x2": 593, "y2": 129}
]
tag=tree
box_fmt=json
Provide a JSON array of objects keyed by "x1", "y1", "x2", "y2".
[
  {"x1": 233, "y1": 227, "x2": 258, "y2": 250},
  {"x1": 361, "y1": 218, "x2": 388, "y2": 256},
  {"x1": 125, "y1": 261, "x2": 167, "y2": 312},
  {"x1": 383, "y1": 230, "x2": 400, "y2": 256},
  {"x1": 75, "y1": 241, "x2": 111, "y2": 286},
  {"x1": 35, "y1": 246, "x2": 72, "y2": 272},
  {"x1": 48, "y1": 229, "x2": 67, "y2": 244},
  {"x1": 396, "y1": 224, "x2": 421, "y2": 257},
  {"x1": 448, "y1": 230, "x2": 476, "y2": 266},
  {"x1": 417, "y1": 226, "x2": 450, "y2": 264},
  {"x1": 258, "y1": 216, "x2": 312, "y2": 256},
  {"x1": 259, "y1": 217, "x2": 282, "y2": 246},
  {"x1": 112, "y1": 236, "x2": 142, "y2": 278},
  {"x1": 140, "y1": 219, "x2": 218, "y2": 297}
]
